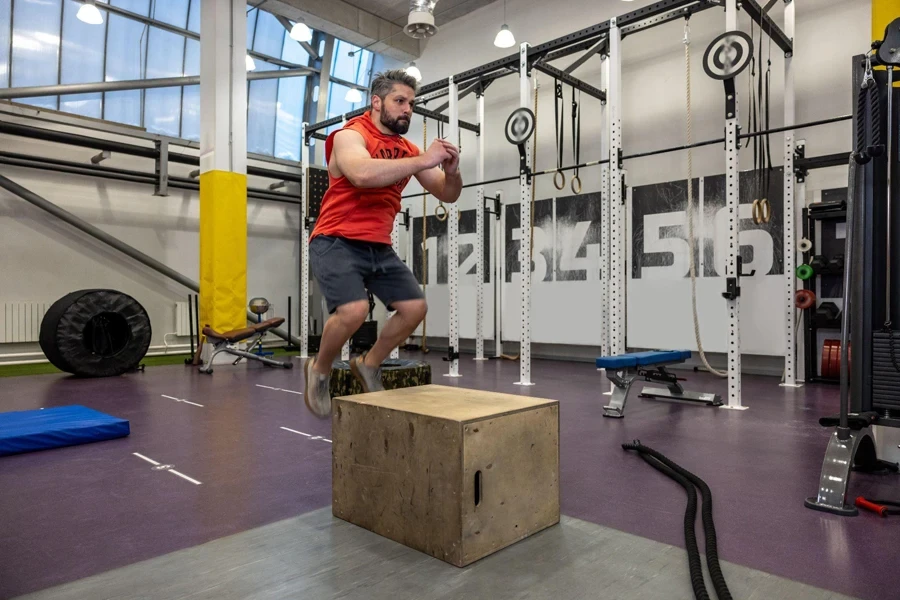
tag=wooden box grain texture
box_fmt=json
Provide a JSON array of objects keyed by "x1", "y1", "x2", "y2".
[{"x1": 332, "y1": 384, "x2": 560, "y2": 567}]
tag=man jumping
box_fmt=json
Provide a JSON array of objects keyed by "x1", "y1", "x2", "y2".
[{"x1": 304, "y1": 69, "x2": 462, "y2": 417}]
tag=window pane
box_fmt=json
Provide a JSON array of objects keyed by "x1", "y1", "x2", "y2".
[
  {"x1": 11, "y1": 0, "x2": 62, "y2": 109},
  {"x1": 247, "y1": 63, "x2": 279, "y2": 155},
  {"x1": 252, "y1": 11, "x2": 284, "y2": 58},
  {"x1": 327, "y1": 82, "x2": 365, "y2": 120},
  {"x1": 60, "y1": 93, "x2": 102, "y2": 119},
  {"x1": 152, "y1": 0, "x2": 188, "y2": 28},
  {"x1": 59, "y1": 0, "x2": 105, "y2": 116},
  {"x1": 187, "y1": 0, "x2": 200, "y2": 33},
  {"x1": 104, "y1": 13, "x2": 147, "y2": 123},
  {"x1": 104, "y1": 90, "x2": 142, "y2": 126},
  {"x1": 356, "y1": 50, "x2": 372, "y2": 85},
  {"x1": 145, "y1": 28, "x2": 182, "y2": 79},
  {"x1": 274, "y1": 75, "x2": 305, "y2": 161},
  {"x1": 184, "y1": 39, "x2": 199, "y2": 76},
  {"x1": 331, "y1": 40, "x2": 368, "y2": 84},
  {"x1": 0, "y1": 0, "x2": 10, "y2": 87},
  {"x1": 105, "y1": 14, "x2": 146, "y2": 81},
  {"x1": 247, "y1": 9, "x2": 258, "y2": 49},
  {"x1": 143, "y1": 24, "x2": 184, "y2": 136},
  {"x1": 110, "y1": 0, "x2": 150, "y2": 17},
  {"x1": 61, "y1": 0, "x2": 105, "y2": 84},
  {"x1": 145, "y1": 87, "x2": 181, "y2": 136},
  {"x1": 181, "y1": 84, "x2": 200, "y2": 141},
  {"x1": 281, "y1": 31, "x2": 309, "y2": 66}
]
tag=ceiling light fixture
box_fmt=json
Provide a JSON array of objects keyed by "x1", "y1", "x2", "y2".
[
  {"x1": 345, "y1": 88, "x2": 363, "y2": 103},
  {"x1": 406, "y1": 62, "x2": 422, "y2": 82},
  {"x1": 76, "y1": 1, "x2": 104, "y2": 25},
  {"x1": 493, "y1": 0, "x2": 515, "y2": 49},
  {"x1": 289, "y1": 22, "x2": 313, "y2": 43}
]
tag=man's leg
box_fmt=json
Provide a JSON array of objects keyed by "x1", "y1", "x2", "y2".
[
  {"x1": 305, "y1": 236, "x2": 370, "y2": 416},
  {"x1": 350, "y1": 246, "x2": 427, "y2": 393},
  {"x1": 313, "y1": 300, "x2": 369, "y2": 376},
  {"x1": 364, "y1": 299, "x2": 426, "y2": 368}
]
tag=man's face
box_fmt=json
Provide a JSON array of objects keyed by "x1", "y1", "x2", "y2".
[{"x1": 375, "y1": 84, "x2": 415, "y2": 134}]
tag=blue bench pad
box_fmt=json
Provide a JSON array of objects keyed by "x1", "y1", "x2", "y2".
[
  {"x1": 0, "y1": 405, "x2": 130, "y2": 457},
  {"x1": 596, "y1": 350, "x2": 691, "y2": 369}
]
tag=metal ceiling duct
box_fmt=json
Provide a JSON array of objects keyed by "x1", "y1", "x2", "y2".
[{"x1": 404, "y1": 0, "x2": 438, "y2": 39}]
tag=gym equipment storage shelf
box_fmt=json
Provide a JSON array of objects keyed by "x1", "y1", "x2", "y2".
[{"x1": 801, "y1": 202, "x2": 846, "y2": 385}]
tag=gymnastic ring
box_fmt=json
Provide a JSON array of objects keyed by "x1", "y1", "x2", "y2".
[
  {"x1": 795, "y1": 289, "x2": 816, "y2": 310},
  {"x1": 553, "y1": 170, "x2": 566, "y2": 190},
  {"x1": 435, "y1": 203, "x2": 448, "y2": 222},
  {"x1": 751, "y1": 199, "x2": 761, "y2": 224},
  {"x1": 798, "y1": 238, "x2": 813, "y2": 253},
  {"x1": 571, "y1": 175, "x2": 582, "y2": 195},
  {"x1": 758, "y1": 198, "x2": 772, "y2": 224}
]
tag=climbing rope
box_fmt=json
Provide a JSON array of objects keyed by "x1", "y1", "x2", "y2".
[
  {"x1": 684, "y1": 18, "x2": 727, "y2": 378},
  {"x1": 530, "y1": 78, "x2": 539, "y2": 264},
  {"x1": 421, "y1": 119, "x2": 429, "y2": 353}
]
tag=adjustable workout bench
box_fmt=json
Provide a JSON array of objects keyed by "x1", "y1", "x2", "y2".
[
  {"x1": 197, "y1": 317, "x2": 293, "y2": 374},
  {"x1": 595, "y1": 350, "x2": 721, "y2": 418}
]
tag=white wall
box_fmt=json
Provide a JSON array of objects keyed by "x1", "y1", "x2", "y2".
[
  {"x1": 398, "y1": 0, "x2": 868, "y2": 356},
  {"x1": 0, "y1": 112, "x2": 302, "y2": 362}
]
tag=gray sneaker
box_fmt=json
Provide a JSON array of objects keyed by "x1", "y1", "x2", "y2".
[
  {"x1": 350, "y1": 352, "x2": 384, "y2": 393},
  {"x1": 304, "y1": 356, "x2": 332, "y2": 418}
]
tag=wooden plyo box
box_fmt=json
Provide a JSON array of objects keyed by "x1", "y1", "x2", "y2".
[{"x1": 332, "y1": 384, "x2": 560, "y2": 567}]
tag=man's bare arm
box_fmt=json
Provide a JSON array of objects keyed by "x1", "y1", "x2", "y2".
[
  {"x1": 331, "y1": 130, "x2": 449, "y2": 189},
  {"x1": 415, "y1": 141, "x2": 463, "y2": 203}
]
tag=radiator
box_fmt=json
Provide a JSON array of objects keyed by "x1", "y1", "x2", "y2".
[
  {"x1": 175, "y1": 301, "x2": 195, "y2": 336},
  {"x1": 1, "y1": 302, "x2": 51, "y2": 343}
]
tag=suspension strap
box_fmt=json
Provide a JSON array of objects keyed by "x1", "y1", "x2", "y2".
[
  {"x1": 553, "y1": 80, "x2": 566, "y2": 190},
  {"x1": 571, "y1": 87, "x2": 582, "y2": 194}
]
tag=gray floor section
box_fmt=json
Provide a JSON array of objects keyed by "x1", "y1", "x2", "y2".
[{"x1": 15, "y1": 508, "x2": 857, "y2": 600}]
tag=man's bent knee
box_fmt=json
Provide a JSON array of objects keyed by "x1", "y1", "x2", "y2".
[
  {"x1": 394, "y1": 299, "x2": 427, "y2": 324},
  {"x1": 336, "y1": 300, "x2": 370, "y2": 329}
]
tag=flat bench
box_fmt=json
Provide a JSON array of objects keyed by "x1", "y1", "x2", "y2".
[
  {"x1": 596, "y1": 350, "x2": 721, "y2": 418},
  {"x1": 198, "y1": 317, "x2": 293, "y2": 374}
]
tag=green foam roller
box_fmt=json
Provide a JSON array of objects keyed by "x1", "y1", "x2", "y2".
[{"x1": 796, "y1": 264, "x2": 814, "y2": 280}]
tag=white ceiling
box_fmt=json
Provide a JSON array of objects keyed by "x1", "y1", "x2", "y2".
[{"x1": 341, "y1": 0, "x2": 501, "y2": 28}]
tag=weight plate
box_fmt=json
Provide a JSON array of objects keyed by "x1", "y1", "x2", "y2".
[
  {"x1": 796, "y1": 264, "x2": 814, "y2": 280},
  {"x1": 703, "y1": 30, "x2": 754, "y2": 80},
  {"x1": 798, "y1": 238, "x2": 813, "y2": 253},
  {"x1": 505, "y1": 107, "x2": 535, "y2": 145}
]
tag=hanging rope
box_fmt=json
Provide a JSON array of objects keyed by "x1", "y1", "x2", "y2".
[
  {"x1": 684, "y1": 18, "x2": 727, "y2": 378},
  {"x1": 530, "y1": 78, "x2": 539, "y2": 264},
  {"x1": 421, "y1": 119, "x2": 429, "y2": 353}
]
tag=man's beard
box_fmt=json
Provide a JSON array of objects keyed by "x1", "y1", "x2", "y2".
[{"x1": 381, "y1": 111, "x2": 410, "y2": 134}]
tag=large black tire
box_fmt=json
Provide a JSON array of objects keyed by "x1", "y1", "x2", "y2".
[
  {"x1": 330, "y1": 358, "x2": 431, "y2": 397},
  {"x1": 39, "y1": 289, "x2": 152, "y2": 378}
]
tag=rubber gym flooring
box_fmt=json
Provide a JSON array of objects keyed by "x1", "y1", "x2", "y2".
[{"x1": 0, "y1": 353, "x2": 894, "y2": 600}]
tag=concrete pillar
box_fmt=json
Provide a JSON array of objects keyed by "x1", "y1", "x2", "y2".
[{"x1": 199, "y1": 0, "x2": 248, "y2": 337}]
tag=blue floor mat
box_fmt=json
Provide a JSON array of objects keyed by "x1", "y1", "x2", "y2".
[{"x1": 0, "y1": 405, "x2": 130, "y2": 456}]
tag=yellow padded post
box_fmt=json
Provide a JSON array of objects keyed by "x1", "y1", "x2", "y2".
[{"x1": 199, "y1": 170, "x2": 247, "y2": 334}]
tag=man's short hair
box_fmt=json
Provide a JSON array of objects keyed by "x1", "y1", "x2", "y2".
[{"x1": 370, "y1": 69, "x2": 419, "y2": 102}]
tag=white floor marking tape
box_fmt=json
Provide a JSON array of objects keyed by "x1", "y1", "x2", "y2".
[
  {"x1": 256, "y1": 385, "x2": 303, "y2": 395},
  {"x1": 281, "y1": 427, "x2": 311, "y2": 437},
  {"x1": 168, "y1": 470, "x2": 202, "y2": 485},
  {"x1": 282, "y1": 428, "x2": 331, "y2": 443},
  {"x1": 133, "y1": 452, "x2": 160, "y2": 466},
  {"x1": 134, "y1": 453, "x2": 201, "y2": 484},
  {"x1": 161, "y1": 394, "x2": 204, "y2": 407}
]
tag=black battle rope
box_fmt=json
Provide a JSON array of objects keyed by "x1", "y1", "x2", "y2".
[
  {"x1": 553, "y1": 80, "x2": 566, "y2": 189},
  {"x1": 571, "y1": 87, "x2": 582, "y2": 193},
  {"x1": 622, "y1": 441, "x2": 733, "y2": 600}
]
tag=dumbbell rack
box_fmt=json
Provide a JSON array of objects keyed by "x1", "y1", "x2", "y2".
[{"x1": 801, "y1": 203, "x2": 846, "y2": 384}]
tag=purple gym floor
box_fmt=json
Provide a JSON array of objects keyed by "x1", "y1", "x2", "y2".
[{"x1": 0, "y1": 353, "x2": 896, "y2": 600}]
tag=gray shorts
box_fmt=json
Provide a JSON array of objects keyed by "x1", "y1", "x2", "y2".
[{"x1": 309, "y1": 235, "x2": 424, "y2": 314}]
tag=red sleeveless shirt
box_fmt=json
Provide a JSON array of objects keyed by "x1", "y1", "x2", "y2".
[{"x1": 311, "y1": 112, "x2": 420, "y2": 245}]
